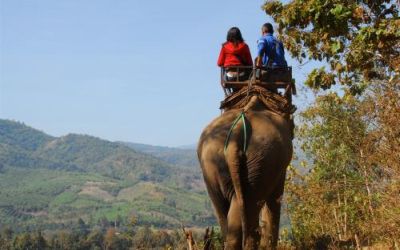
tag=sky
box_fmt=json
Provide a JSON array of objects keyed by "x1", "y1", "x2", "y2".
[{"x1": 0, "y1": 0, "x2": 315, "y2": 147}]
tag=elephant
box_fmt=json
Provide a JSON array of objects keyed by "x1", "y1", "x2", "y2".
[{"x1": 197, "y1": 87, "x2": 294, "y2": 249}]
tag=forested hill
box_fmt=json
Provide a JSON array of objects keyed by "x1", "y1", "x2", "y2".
[
  {"x1": 0, "y1": 119, "x2": 188, "y2": 180},
  {"x1": 0, "y1": 119, "x2": 212, "y2": 231}
]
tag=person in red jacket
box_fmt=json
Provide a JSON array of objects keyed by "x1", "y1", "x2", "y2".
[{"x1": 217, "y1": 27, "x2": 253, "y2": 81}]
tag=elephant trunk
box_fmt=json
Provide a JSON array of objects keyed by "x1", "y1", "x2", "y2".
[{"x1": 225, "y1": 123, "x2": 247, "y2": 248}]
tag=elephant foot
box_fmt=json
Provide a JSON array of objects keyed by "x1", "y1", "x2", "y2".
[
  {"x1": 244, "y1": 234, "x2": 260, "y2": 250},
  {"x1": 224, "y1": 239, "x2": 241, "y2": 250}
]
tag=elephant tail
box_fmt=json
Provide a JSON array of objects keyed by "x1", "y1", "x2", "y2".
[{"x1": 224, "y1": 111, "x2": 248, "y2": 247}]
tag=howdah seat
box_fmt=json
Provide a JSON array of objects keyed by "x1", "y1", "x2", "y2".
[{"x1": 220, "y1": 66, "x2": 296, "y2": 104}]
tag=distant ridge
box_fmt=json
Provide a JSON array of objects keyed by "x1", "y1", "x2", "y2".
[
  {"x1": 120, "y1": 142, "x2": 199, "y2": 169},
  {"x1": 177, "y1": 143, "x2": 197, "y2": 150}
]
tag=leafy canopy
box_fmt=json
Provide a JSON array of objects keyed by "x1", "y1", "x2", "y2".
[{"x1": 263, "y1": 0, "x2": 400, "y2": 94}]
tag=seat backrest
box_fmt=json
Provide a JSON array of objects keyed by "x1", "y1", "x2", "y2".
[{"x1": 260, "y1": 67, "x2": 291, "y2": 83}]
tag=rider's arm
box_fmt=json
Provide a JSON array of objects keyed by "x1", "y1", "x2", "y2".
[
  {"x1": 217, "y1": 47, "x2": 226, "y2": 67},
  {"x1": 256, "y1": 40, "x2": 264, "y2": 67}
]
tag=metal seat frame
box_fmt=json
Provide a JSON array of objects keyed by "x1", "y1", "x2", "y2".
[{"x1": 220, "y1": 66, "x2": 296, "y2": 103}]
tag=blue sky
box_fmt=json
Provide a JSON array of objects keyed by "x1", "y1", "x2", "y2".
[{"x1": 0, "y1": 0, "x2": 314, "y2": 147}]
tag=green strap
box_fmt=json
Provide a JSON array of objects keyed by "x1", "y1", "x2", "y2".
[
  {"x1": 224, "y1": 111, "x2": 248, "y2": 153},
  {"x1": 241, "y1": 113, "x2": 247, "y2": 152}
]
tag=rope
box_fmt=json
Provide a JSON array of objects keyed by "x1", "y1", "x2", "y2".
[
  {"x1": 220, "y1": 85, "x2": 294, "y2": 118},
  {"x1": 224, "y1": 111, "x2": 248, "y2": 154},
  {"x1": 244, "y1": 68, "x2": 257, "y2": 104}
]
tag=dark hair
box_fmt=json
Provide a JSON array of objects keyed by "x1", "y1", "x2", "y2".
[
  {"x1": 226, "y1": 27, "x2": 244, "y2": 45},
  {"x1": 262, "y1": 23, "x2": 274, "y2": 34}
]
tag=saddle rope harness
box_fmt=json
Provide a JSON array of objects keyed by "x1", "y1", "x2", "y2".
[{"x1": 223, "y1": 73, "x2": 256, "y2": 154}]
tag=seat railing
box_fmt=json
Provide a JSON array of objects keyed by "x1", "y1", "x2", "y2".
[{"x1": 220, "y1": 66, "x2": 295, "y2": 98}]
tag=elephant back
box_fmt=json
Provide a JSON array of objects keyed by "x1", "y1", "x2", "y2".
[{"x1": 220, "y1": 85, "x2": 295, "y2": 120}]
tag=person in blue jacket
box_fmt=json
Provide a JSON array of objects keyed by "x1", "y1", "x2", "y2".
[{"x1": 256, "y1": 23, "x2": 287, "y2": 68}]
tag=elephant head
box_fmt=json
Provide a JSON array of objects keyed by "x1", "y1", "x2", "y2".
[{"x1": 197, "y1": 86, "x2": 294, "y2": 249}]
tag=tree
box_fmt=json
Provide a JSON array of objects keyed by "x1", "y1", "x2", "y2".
[
  {"x1": 286, "y1": 93, "x2": 371, "y2": 248},
  {"x1": 31, "y1": 230, "x2": 47, "y2": 250},
  {"x1": 104, "y1": 228, "x2": 129, "y2": 250},
  {"x1": 286, "y1": 80, "x2": 400, "y2": 248},
  {"x1": 52, "y1": 230, "x2": 81, "y2": 250},
  {"x1": 104, "y1": 228, "x2": 118, "y2": 250},
  {"x1": 13, "y1": 233, "x2": 33, "y2": 250},
  {"x1": 262, "y1": 0, "x2": 400, "y2": 248},
  {"x1": 126, "y1": 214, "x2": 137, "y2": 235},
  {"x1": 115, "y1": 214, "x2": 123, "y2": 228},
  {"x1": 132, "y1": 226, "x2": 154, "y2": 249},
  {"x1": 77, "y1": 218, "x2": 89, "y2": 236},
  {"x1": 357, "y1": 79, "x2": 400, "y2": 242},
  {"x1": 98, "y1": 216, "x2": 110, "y2": 230},
  {"x1": 83, "y1": 229, "x2": 105, "y2": 250},
  {"x1": 263, "y1": 0, "x2": 399, "y2": 94},
  {"x1": 0, "y1": 227, "x2": 13, "y2": 250}
]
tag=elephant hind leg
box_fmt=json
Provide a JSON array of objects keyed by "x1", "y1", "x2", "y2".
[
  {"x1": 260, "y1": 201, "x2": 280, "y2": 250},
  {"x1": 243, "y1": 200, "x2": 263, "y2": 250},
  {"x1": 210, "y1": 193, "x2": 229, "y2": 239},
  {"x1": 225, "y1": 197, "x2": 262, "y2": 250},
  {"x1": 262, "y1": 176, "x2": 285, "y2": 250},
  {"x1": 225, "y1": 196, "x2": 242, "y2": 250},
  {"x1": 263, "y1": 196, "x2": 282, "y2": 250},
  {"x1": 201, "y1": 160, "x2": 230, "y2": 238}
]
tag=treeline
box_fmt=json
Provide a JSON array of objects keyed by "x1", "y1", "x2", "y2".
[
  {"x1": 264, "y1": 0, "x2": 400, "y2": 249},
  {"x1": 0, "y1": 226, "x2": 180, "y2": 250},
  {"x1": 0, "y1": 222, "x2": 223, "y2": 250}
]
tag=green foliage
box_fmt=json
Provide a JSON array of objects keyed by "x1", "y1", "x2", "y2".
[
  {"x1": 304, "y1": 67, "x2": 336, "y2": 90},
  {"x1": 263, "y1": 0, "x2": 400, "y2": 92},
  {"x1": 288, "y1": 93, "x2": 369, "y2": 247}
]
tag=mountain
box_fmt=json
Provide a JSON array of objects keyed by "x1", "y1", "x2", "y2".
[
  {"x1": 0, "y1": 119, "x2": 54, "y2": 151},
  {"x1": 120, "y1": 142, "x2": 199, "y2": 169},
  {"x1": 177, "y1": 143, "x2": 197, "y2": 150},
  {"x1": 0, "y1": 119, "x2": 213, "y2": 231}
]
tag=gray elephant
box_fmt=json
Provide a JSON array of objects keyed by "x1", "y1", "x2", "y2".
[{"x1": 197, "y1": 87, "x2": 294, "y2": 249}]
